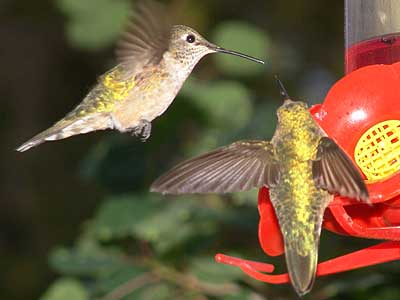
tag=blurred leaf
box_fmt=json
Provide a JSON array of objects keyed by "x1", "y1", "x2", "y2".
[
  {"x1": 183, "y1": 79, "x2": 253, "y2": 130},
  {"x1": 56, "y1": 0, "x2": 129, "y2": 49},
  {"x1": 134, "y1": 198, "x2": 218, "y2": 253},
  {"x1": 92, "y1": 194, "x2": 162, "y2": 241},
  {"x1": 49, "y1": 246, "x2": 125, "y2": 277},
  {"x1": 93, "y1": 267, "x2": 147, "y2": 298},
  {"x1": 92, "y1": 194, "x2": 218, "y2": 253},
  {"x1": 40, "y1": 278, "x2": 88, "y2": 300},
  {"x1": 212, "y1": 21, "x2": 269, "y2": 77},
  {"x1": 231, "y1": 189, "x2": 259, "y2": 206},
  {"x1": 246, "y1": 101, "x2": 279, "y2": 139},
  {"x1": 317, "y1": 273, "x2": 386, "y2": 299},
  {"x1": 370, "y1": 287, "x2": 400, "y2": 300},
  {"x1": 222, "y1": 289, "x2": 265, "y2": 300},
  {"x1": 189, "y1": 256, "x2": 243, "y2": 284},
  {"x1": 135, "y1": 283, "x2": 175, "y2": 300},
  {"x1": 184, "y1": 128, "x2": 222, "y2": 156},
  {"x1": 80, "y1": 135, "x2": 151, "y2": 192}
]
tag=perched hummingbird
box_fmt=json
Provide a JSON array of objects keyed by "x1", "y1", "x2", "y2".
[
  {"x1": 16, "y1": 0, "x2": 264, "y2": 152},
  {"x1": 151, "y1": 77, "x2": 370, "y2": 296}
]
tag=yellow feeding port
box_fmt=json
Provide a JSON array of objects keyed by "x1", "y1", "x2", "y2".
[{"x1": 354, "y1": 120, "x2": 400, "y2": 181}]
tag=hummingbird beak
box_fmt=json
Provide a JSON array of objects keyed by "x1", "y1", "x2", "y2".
[
  {"x1": 210, "y1": 44, "x2": 265, "y2": 65},
  {"x1": 274, "y1": 75, "x2": 293, "y2": 103}
]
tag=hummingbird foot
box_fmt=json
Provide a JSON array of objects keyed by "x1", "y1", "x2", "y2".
[
  {"x1": 132, "y1": 119, "x2": 152, "y2": 142},
  {"x1": 110, "y1": 114, "x2": 124, "y2": 131}
]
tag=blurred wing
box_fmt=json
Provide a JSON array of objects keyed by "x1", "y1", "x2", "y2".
[
  {"x1": 116, "y1": 0, "x2": 171, "y2": 68},
  {"x1": 312, "y1": 137, "x2": 369, "y2": 203},
  {"x1": 151, "y1": 140, "x2": 280, "y2": 195}
]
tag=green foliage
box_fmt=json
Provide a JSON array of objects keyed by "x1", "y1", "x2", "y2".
[
  {"x1": 49, "y1": 245, "x2": 125, "y2": 276},
  {"x1": 222, "y1": 289, "x2": 265, "y2": 300},
  {"x1": 134, "y1": 283, "x2": 175, "y2": 300},
  {"x1": 91, "y1": 194, "x2": 219, "y2": 252},
  {"x1": 212, "y1": 21, "x2": 269, "y2": 77},
  {"x1": 26, "y1": 1, "x2": 398, "y2": 300},
  {"x1": 92, "y1": 266, "x2": 148, "y2": 299},
  {"x1": 40, "y1": 278, "x2": 88, "y2": 300},
  {"x1": 183, "y1": 79, "x2": 253, "y2": 130},
  {"x1": 189, "y1": 256, "x2": 244, "y2": 284},
  {"x1": 92, "y1": 195, "x2": 162, "y2": 241},
  {"x1": 55, "y1": 0, "x2": 129, "y2": 49}
]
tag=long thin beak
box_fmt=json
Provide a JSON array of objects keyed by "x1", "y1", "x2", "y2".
[
  {"x1": 274, "y1": 75, "x2": 292, "y2": 102},
  {"x1": 213, "y1": 46, "x2": 265, "y2": 65}
]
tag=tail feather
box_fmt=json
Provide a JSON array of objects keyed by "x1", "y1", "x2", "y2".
[
  {"x1": 16, "y1": 131, "x2": 52, "y2": 152},
  {"x1": 285, "y1": 242, "x2": 318, "y2": 297},
  {"x1": 16, "y1": 115, "x2": 110, "y2": 152}
]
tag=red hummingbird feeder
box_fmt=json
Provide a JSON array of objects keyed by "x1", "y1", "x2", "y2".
[{"x1": 215, "y1": 0, "x2": 400, "y2": 286}]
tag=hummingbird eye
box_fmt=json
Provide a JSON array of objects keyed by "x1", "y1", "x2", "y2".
[{"x1": 186, "y1": 34, "x2": 195, "y2": 43}]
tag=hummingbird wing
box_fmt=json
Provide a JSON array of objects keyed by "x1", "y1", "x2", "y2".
[
  {"x1": 151, "y1": 140, "x2": 280, "y2": 194},
  {"x1": 115, "y1": 0, "x2": 171, "y2": 69},
  {"x1": 312, "y1": 137, "x2": 370, "y2": 203}
]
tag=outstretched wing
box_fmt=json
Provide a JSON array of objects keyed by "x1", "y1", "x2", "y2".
[
  {"x1": 151, "y1": 140, "x2": 280, "y2": 195},
  {"x1": 116, "y1": 0, "x2": 172, "y2": 69},
  {"x1": 312, "y1": 137, "x2": 370, "y2": 203}
]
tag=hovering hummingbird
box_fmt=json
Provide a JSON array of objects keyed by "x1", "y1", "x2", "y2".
[
  {"x1": 151, "y1": 77, "x2": 370, "y2": 296},
  {"x1": 16, "y1": 0, "x2": 264, "y2": 152}
]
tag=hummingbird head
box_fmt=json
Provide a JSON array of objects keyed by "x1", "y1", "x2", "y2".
[
  {"x1": 169, "y1": 25, "x2": 265, "y2": 67},
  {"x1": 274, "y1": 75, "x2": 309, "y2": 125},
  {"x1": 277, "y1": 98, "x2": 309, "y2": 123}
]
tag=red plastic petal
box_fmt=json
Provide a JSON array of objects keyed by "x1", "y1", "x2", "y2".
[
  {"x1": 215, "y1": 242, "x2": 400, "y2": 284},
  {"x1": 258, "y1": 187, "x2": 284, "y2": 256},
  {"x1": 216, "y1": 63, "x2": 400, "y2": 285}
]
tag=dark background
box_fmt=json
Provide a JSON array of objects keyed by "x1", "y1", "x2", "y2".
[{"x1": 2, "y1": 0, "x2": 399, "y2": 299}]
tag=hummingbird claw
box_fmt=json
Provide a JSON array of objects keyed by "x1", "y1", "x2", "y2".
[{"x1": 132, "y1": 119, "x2": 152, "y2": 142}]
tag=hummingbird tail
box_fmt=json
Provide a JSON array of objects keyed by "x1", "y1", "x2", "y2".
[
  {"x1": 16, "y1": 115, "x2": 110, "y2": 152},
  {"x1": 285, "y1": 242, "x2": 318, "y2": 297}
]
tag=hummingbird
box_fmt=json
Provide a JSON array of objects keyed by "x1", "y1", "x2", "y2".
[
  {"x1": 151, "y1": 77, "x2": 370, "y2": 296},
  {"x1": 16, "y1": 0, "x2": 264, "y2": 152}
]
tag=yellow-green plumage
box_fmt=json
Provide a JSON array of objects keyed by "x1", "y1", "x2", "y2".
[
  {"x1": 16, "y1": 65, "x2": 140, "y2": 151},
  {"x1": 150, "y1": 80, "x2": 369, "y2": 296},
  {"x1": 270, "y1": 101, "x2": 330, "y2": 295},
  {"x1": 72, "y1": 66, "x2": 136, "y2": 117},
  {"x1": 16, "y1": 0, "x2": 264, "y2": 152}
]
